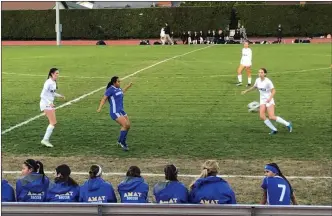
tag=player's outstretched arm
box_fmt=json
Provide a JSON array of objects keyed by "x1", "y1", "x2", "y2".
[
  {"x1": 241, "y1": 85, "x2": 256, "y2": 95},
  {"x1": 123, "y1": 82, "x2": 133, "y2": 94},
  {"x1": 54, "y1": 93, "x2": 65, "y2": 100},
  {"x1": 97, "y1": 96, "x2": 108, "y2": 112}
]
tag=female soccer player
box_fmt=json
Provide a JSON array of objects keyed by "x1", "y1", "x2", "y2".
[
  {"x1": 118, "y1": 166, "x2": 149, "y2": 203},
  {"x1": 40, "y1": 68, "x2": 65, "y2": 148},
  {"x1": 260, "y1": 163, "x2": 298, "y2": 205},
  {"x1": 16, "y1": 159, "x2": 49, "y2": 202},
  {"x1": 236, "y1": 41, "x2": 252, "y2": 87},
  {"x1": 46, "y1": 164, "x2": 79, "y2": 202},
  {"x1": 97, "y1": 76, "x2": 133, "y2": 151},
  {"x1": 189, "y1": 160, "x2": 236, "y2": 204},
  {"x1": 241, "y1": 68, "x2": 292, "y2": 134},
  {"x1": 153, "y1": 164, "x2": 188, "y2": 203}
]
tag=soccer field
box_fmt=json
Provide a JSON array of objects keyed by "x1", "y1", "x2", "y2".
[
  {"x1": 1, "y1": 44, "x2": 332, "y2": 205},
  {"x1": 2, "y1": 44, "x2": 331, "y2": 159}
]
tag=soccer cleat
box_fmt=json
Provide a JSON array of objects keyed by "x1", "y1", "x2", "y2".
[
  {"x1": 287, "y1": 122, "x2": 293, "y2": 132},
  {"x1": 41, "y1": 140, "x2": 53, "y2": 148},
  {"x1": 236, "y1": 82, "x2": 243, "y2": 86},
  {"x1": 246, "y1": 84, "x2": 251, "y2": 87},
  {"x1": 269, "y1": 130, "x2": 278, "y2": 135},
  {"x1": 117, "y1": 142, "x2": 129, "y2": 151}
]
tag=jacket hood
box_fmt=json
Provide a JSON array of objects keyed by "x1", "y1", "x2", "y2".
[
  {"x1": 118, "y1": 177, "x2": 145, "y2": 192},
  {"x1": 87, "y1": 177, "x2": 105, "y2": 191},
  {"x1": 192, "y1": 176, "x2": 226, "y2": 189},
  {"x1": 21, "y1": 173, "x2": 47, "y2": 193}
]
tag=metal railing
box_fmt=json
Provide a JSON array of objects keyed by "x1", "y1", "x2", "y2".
[{"x1": 2, "y1": 203, "x2": 332, "y2": 216}]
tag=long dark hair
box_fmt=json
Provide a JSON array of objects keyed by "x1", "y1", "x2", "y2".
[
  {"x1": 106, "y1": 76, "x2": 119, "y2": 90},
  {"x1": 268, "y1": 163, "x2": 294, "y2": 195},
  {"x1": 164, "y1": 164, "x2": 178, "y2": 181},
  {"x1": 55, "y1": 164, "x2": 78, "y2": 186},
  {"x1": 126, "y1": 166, "x2": 141, "y2": 178},
  {"x1": 24, "y1": 159, "x2": 46, "y2": 183},
  {"x1": 48, "y1": 68, "x2": 59, "y2": 89}
]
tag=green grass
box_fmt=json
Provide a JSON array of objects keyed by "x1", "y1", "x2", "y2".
[{"x1": 1, "y1": 44, "x2": 331, "y2": 160}]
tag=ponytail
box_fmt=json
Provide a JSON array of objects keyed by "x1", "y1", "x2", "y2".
[
  {"x1": 36, "y1": 161, "x2": 46, "y2": 183},
  {"x1": 89, "y1": 165, "x2": 102, "y2": 179},
  {"x1": 269, "y1": 163, "x2": 294, "y2": 195}
]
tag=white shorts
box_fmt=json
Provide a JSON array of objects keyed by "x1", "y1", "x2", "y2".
[
  {"x1": 40, "y1": 101, "x2": 54, "y2": 112},
  {"x1": 260, "y1": 98, "x2": 275, "y2": 108},
  {"x1": 240, "y1": 59, "x2": 252, "y2": 67}
]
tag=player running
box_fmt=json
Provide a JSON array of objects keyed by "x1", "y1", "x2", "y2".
[
  {"x1": 97, "y1": 76, "x2": 133, "y2": 151},
  {"x1": 241, "y1": 68, "x2": 292, "y2": 134}
]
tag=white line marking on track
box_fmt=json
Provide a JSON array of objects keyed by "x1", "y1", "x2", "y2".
[
  {"x1": 1, "y1": 45, "x2": 214, "y2": 135},
  {"x1": 2, "y1": 171, "x2": 331, "y2": 180}
]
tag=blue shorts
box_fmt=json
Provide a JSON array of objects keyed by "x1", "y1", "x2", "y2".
[{"x1": 110, "y1": 110, "x2": 127, "y2": 120}]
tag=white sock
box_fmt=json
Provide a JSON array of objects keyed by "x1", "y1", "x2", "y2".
[
  {"x1": 238, "y1": 75, "x2": 242, "y2": 83},
  {"x1": 43, "y1": 124, "x2": 55, "y2": 141},
  {"x1": 276, "y1": 116, "x2": 290, "y2": 126},
  {"x1": 248, "y1": 77, "x2": 252, "y2": 84},
  {"x1": 264, "y1": 119, "x2": 277, "y2": 131}
]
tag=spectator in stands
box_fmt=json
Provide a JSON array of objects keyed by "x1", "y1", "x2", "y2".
[
  {"x1": 181, "y1": 31, "x2": 187, "y2": 44},
  {"x1": 193, "y1": 31, "x2": 199, "y2": 44},
  {"x1": 79, "y1": 165, "x2": 117, "y2": 203},
  {"x1": 189, "y1": 160, "x2": 236, "y2": 204},
  {"x1": 118, "y1": 166, "x2": 149, "y2": 203},
  {"x1": 164, "y1": 22, "x2": 174, "y2": 45},
  {"x1": 277, "y1": 24, "x2": 283, "y2": 44},
  {"x1": 212, "y1": 30, "x2": 217, "y2": 44},
  {"x1": 217, "y1": 30, "x2": 225, "y2": 44},
  {"x1": 187, "y1": 31, "x2": 192, "y2": 45},
  {"x1": 260, "y1": 163, "x2": 298, "y2": 205},
  {"x1": 1, "y1": 179, "x2": 16, "y2": 202},
  {"x1": 199, "y1": 31, "x2": 205, "y2": 44},
  {"x1": 46, "y1": 164, "x2": 80, "y2": 202},
  {"x1": 16, "y1": 159, "x2": 49, "y2": 202},
  {"x1": 160, "y1": 27, "x2": 166, "y2": 45},
  {"x1": 206, "y1": 30, "x2": 213, "y2": 44},
  {"x1": 153, "y1": 164, "x2": 188, "y2": 203}
]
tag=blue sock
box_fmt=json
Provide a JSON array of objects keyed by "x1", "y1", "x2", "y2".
[
  {"x1": 123, "y1": 131, "x2": 129, "y2": 144},
  {"x1": 119, "y1": 130, "x2": 128, "y2": 144}
]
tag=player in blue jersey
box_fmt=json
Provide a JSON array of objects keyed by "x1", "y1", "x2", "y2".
[
  {"x1": 260, "y1": 163, "x2": 298, "y2": 205},
  {"x1": 97, "y1": 76, "x2": 133, "y2": 151}
]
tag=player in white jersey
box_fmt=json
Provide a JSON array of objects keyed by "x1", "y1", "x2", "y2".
[
  {"x1": 241, "y1": 68, "x2": 292, "y2": 134},
  {"x1": 236, "y1": 41, "x2": 252, "y2": 87},
  {"x1": 40, "y1": 68, "x2": 65, "y2": 147}
]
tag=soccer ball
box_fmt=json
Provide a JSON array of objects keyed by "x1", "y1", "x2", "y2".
[{"x1": 247, "y1": 101, "x2": 260, "y2": 112}]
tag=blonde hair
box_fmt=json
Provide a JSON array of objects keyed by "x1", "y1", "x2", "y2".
[{"x1": 190, "y1": 160, "x2": 219, "y2": 189}]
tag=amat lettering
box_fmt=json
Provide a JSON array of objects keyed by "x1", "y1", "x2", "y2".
[{"x1": 200, "y1": 199, "x2": 219, "y2": 204}]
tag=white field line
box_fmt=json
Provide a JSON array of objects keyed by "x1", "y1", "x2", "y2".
[
  {"x1": 3, "y1": 67, "x2": 330, "y2": 80},
  {"x1": 2, "y1": 171, "x2": 331, "y2": 180},
  {"x1": 1, "y1": 45, "x2": 214, "y2": 135}
]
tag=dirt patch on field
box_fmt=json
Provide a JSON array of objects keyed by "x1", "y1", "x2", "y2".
[{"x1": 2, "y1": 154, "x2": 331, "y2": 177}]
